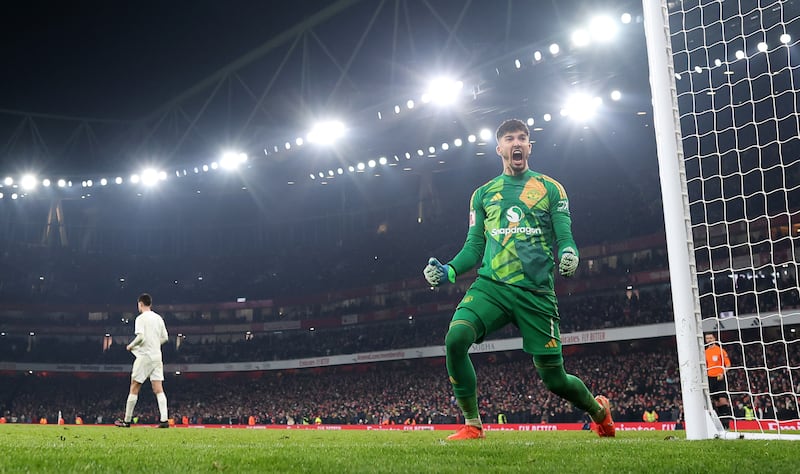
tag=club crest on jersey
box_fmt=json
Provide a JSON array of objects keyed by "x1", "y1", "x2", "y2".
[{"x1": 505, "y1": 206, "x2": 524, "y2": 223}]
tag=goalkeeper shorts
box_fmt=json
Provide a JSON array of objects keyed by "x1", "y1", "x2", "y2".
[{"x1": 454, "y1": 276, "x2": 561, "y2": 356}]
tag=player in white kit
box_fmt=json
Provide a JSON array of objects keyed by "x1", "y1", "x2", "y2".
[{"x1": 115, "y1": 293, "x2": 170, "y2": 428}]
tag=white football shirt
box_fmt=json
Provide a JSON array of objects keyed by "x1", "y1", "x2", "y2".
[{"x1": 132, "y1": 310, "x2": 168, "y2": 360}]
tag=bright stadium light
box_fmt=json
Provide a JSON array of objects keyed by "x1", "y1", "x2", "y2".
[
  {"x1": 621, "y1": 12, "x2": 632, "y2": 24},
  {"x1": 571, "y1": 29, "x2": 591, "y2": 47},
  {"x1": 422, "y1": 77, "x2": 463, "y2": 105},
  {"x1": 42, "y1": 179, "x2": 51, "y2": 187},
  {"x1": 589, "y1": 15, "x2": 618, "y2": 43},
  {"x1": 3, "y1": 177, "x2": 12, "y2": 186},
  {"x1": 130, "y1": 174, "x2": 141, "y2": 184},
  {"x1": 115, "y1": 176, "x2": 123, "y2": 184},
  {"x1": 220, "y1": 151, "x2": 248, "y2": 170},
  {"x1": 549, "y1": 43, "x2": 560, "y2": 55},
  {"x1": 479, "y1": 128, "x2": 493, "y2": 141},
  {"x1": 57, "y1": 179, "x2": 67, "y2": 188},
  {"x1": 563, "y1": 93, "x2": 603, "y2": 121},
  {"x1": 140, "y1": 168, "x2": 161, "y2": 186},
  {"x1": 611, "y1": 90, "x2": 622, "y2": 101},
  {"x1": 20, "y1": 174, "x2": 37, "y2": 191},
  {"x1": 307, "y1": 120, "x2": 347, "y2": 145}
]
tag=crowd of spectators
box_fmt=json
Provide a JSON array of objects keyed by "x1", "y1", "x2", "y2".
[
  {"x1": 2, "y1": 340, "x2": 798, "y2": 427},
  {"x1": 0, "y1": 343, "x2": 685, "y2": 426}
]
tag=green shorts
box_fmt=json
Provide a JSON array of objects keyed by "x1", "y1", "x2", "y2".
[{"x1": 453, "y1": 276, "x2": 561, "y2": 355}]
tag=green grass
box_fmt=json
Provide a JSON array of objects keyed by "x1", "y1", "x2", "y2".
[{"x1": 0, "y1": 425, "x2": 795, "y2": 473}]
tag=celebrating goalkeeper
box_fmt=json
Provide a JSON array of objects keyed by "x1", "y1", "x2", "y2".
[{"x1": 423, "y1": 119, "x2": 615, "y2": 440}]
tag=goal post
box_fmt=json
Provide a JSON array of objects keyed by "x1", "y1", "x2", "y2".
[{"x1": 643, "y1": 0, "x2": 800, "y2": 440}]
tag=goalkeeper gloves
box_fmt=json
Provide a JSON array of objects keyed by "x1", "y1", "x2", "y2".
[
  {"x1": 558, "y1": 247, "x2": 579, "y2": 277},
  {"x1": 423, "y1": 257, "x2": 456, "y2": 286}
]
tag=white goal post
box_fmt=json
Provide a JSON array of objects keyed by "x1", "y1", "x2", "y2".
[{"x1": 643, "y1": 0, "x2": 800, "y2": 440}]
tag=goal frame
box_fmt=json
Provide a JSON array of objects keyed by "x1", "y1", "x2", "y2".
[{"x1": 642, "y1": 0, "x2": 800, "y2": 441}]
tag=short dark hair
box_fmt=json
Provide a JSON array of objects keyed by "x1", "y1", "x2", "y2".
[
  {"x1": 495, "y1": 119, "x2": 529, "y2": 142},
  {"x1": 138, "y1": 293, "x2": 152, "y2": 307}
]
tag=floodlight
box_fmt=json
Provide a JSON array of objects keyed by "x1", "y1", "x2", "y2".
[
  {"x1": 140, "y1": 168, "x2": 160, "y2": 186},
  {"x1": 378, "y1": 157, "x2": 388, "y2": 165},
  {"x1": 307, "y1": 120, "x2": 347, "y2": 144},
  {"x1": 368, "y1": 160, "x2": 376, "y2": 168},
  {"x1": 58, "y1": 179, "x2": 67, "y2": 187},
  {"x1": 219, "y1": 152, "x2": 247, "y2": 170},
  {"x1": 100, "y1": 178, "x2": 108, "y2": 186},
  {"x1": 423, "y1": 77, "x2": 463, "y2": 105},
  {"x1": 571, "y1": 29, "x2": 591, "y2": 47},
  {"x1": 3, "y1": 177, "x2": 12, "y2": 186},
  {"x1": 42, "y1": 179, "x2": 51, "y2": 187},
  {"x1": 589, "y1": 15, "x2": 618, "y2": 43},
  {"x1": 610, "y1": 90, "x2": 622, "y2": 101},
  {"x1": 621, "y1": 13, "x2": 632, "y2": 24},
  {"x1": 563, "y1": 93, "x2": 602, "y2": 121},
  {"x1": 479, "y1": 129, "x2": 492, "y2": 141},
  {"x1": 20, "y1": 174, "x2": 37, "y2": 190},
  {"x1": 549, "y1": 43, "x2": 560, "y2": 55},
  {"x1": 115, "y1": 177, "x2": 123, "y2": 184}
]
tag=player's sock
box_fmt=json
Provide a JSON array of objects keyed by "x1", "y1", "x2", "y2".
[
  {"x1": 446, "y1": 321, "x2": 483, "y2": 427},
  {"x1": 156, "y1": 392, "x2": 168, "y2": 422},
  {"x1": 124, "y1": 394, "x2": 138, "y2": 422},
  {"x1": 533, "y1": 354, "x2": 601, "y2": 418}
]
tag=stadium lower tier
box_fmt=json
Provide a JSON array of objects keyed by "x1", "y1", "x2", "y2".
[{"x1": 2, "y1": 340, "x2": 797, "y2": 427}]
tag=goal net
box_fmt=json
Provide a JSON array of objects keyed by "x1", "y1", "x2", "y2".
[{"x1": 643, "y1": 0, "x2": 800, "y2": 440}]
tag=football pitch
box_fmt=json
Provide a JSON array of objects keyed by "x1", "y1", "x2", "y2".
[{"x1": 0, "y1": 425, "x2": 795, "y2": 473}]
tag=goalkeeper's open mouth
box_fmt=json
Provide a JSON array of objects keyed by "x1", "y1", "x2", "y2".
[{"x1": 511, "y1": 149, "x2": 525, "y2": 165}]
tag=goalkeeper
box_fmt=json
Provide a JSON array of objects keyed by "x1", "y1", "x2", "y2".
[{"x1": 423, "y1": 119, "x2": 614, "y2": 440}]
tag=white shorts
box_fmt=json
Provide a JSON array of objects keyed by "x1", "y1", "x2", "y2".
[{"x1": 131, "y1": 356, "x2": 164, "y2": 383}]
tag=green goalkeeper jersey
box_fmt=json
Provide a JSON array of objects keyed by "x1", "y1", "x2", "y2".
[{"x1": 448, "y1": 169, "x2": 577, "y2": 294}]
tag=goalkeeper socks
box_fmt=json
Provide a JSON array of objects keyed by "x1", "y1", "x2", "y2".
[
  {"x1": 445, "y1": 321, "x2": 479, "y2": 400},
  {"x1": 533, "y1": 355, "x2": 600, "y2": 416},
  {"x1": 156, "y1": 392, "x2": 168, "y2": 422},
  {"x1": 124, "y1": 394, "x2": 138, "y2": 422}
]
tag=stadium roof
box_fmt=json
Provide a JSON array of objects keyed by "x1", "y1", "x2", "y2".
[{"x1": 0, "y1": 0, "x2": 649, "y2": 184}]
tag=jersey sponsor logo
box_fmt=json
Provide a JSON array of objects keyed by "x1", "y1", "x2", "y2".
[
  {"x1": 490, "y1": 226, "x2": 542, "y2": 237},
  {"x1": 505, "y1": 205, "x2": 524, "y2": 223}
]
